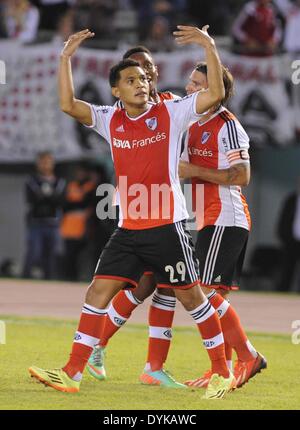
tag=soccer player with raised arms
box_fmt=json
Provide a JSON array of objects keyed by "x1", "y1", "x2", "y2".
[
  {"x1": 87, "y1": 50, "x2": 266, "y2": 391},
  {"x1": 29, "y1": 25, "x2": 237, "y2": 399},
  {"x1": 86, "y1": 45, "x2": 181, "y2": 386}
]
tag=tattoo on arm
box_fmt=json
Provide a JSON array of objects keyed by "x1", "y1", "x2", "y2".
[{"x1": 227, "y1": 164, "x2": 249, "y2": 185}]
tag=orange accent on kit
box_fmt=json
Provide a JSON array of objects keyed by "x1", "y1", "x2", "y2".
[
  {"x1": 28, "y1": 368, "x2": 79, "y2": 393},
  {"x1": 195, "y1": 313, "x2": 229, "y2": 378},
  {"x1": 209, "y1": 293, "x2": 254, "y2": 362},
  {"x1": 77, "y1": 313, "x2": 104, "y2": 335},
  {"x1": 87, "y1": 363, "x2": 103, "y2": 375},
  {"x1": 140, "y1": 373, "x2": 161, "y2": 386},
  {"x1": 147, "y1": 338, "x2": 171, "y2": 371},
  {"x1": 149, "y1": 306, "x2": 175, "y2": 327},
  {"x1": 100, "y1": 289, "x2": 139, "y2": 347}
]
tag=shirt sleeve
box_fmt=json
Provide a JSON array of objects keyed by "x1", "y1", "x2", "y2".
[
  {"x1": 84, "y1": 104, "x2": 116, "y2": 142},
  {"x1": 180, "y1": 131, "x2": 190, "y2": 162},
  {"x1": 218, "y1": 118, "x2": 250, "y2": 166},
  {"x1": 164, "y1": 91, "x2": 204, "y2": 132}
]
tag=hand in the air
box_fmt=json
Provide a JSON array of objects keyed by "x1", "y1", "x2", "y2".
[
  {"x1": 173, "y1": 25, "x2": 214, "y2": 48},
  {"x1": 61, "y1": 29, "x2": 95, "y2": 57}
]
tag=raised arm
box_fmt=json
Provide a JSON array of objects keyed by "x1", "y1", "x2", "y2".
[
  {"x1": 174, "y1": 25, "x2": 225, "y2": 114},
  {"x1": 59, "y1": 29, "x2": 95, "y2": 125}
]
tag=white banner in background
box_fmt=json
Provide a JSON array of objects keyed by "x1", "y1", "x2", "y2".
[{"x1": 0, "y1": 41, "x2": 297, "y2": 162}]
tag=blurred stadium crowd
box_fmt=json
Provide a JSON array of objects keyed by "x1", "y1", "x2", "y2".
[
  {"x1": 0, "y1": 0, "x2": 300, "y2": 293},
  {"x1": 0, "y1": 0, "x2": 299, "y2": 54}
]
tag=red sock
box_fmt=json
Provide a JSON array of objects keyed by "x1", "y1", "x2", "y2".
[
  {"x1": 190, "y1": 299, "x2": 229, "y2": 378},
  {"x1": 100, "y1": 289, "x2": 141, "y2": 347},
  {"x1": 208, "y1": 291, "x2": 256, "y2": 362},
  {"x1": 146, "y1": 291, "x2": 176, "y2": 371},
  {"x1": 63, "y1": 303, "x2": 106, "y2": 379}
]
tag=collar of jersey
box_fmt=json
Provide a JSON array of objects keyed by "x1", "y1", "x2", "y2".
[
  {"x1": 197, "y1": 105, "x2": 226, "y2": 126},
  {"x1": 125, "y1": 102, "x2": 155, "y2": 121}
]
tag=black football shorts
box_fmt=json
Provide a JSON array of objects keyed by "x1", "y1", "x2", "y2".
[
  {"x1": 94, "y1": 221, "x2": 200, "y2": 289},
  {"x1": 195, "y1": 225, "x2": 249, "y2": 291}
]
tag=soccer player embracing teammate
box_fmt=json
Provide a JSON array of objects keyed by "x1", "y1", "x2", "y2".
[
  {"x1": 29, "y1": 25, "x2": 238, "y2": 399},
  {"x1": 87, "y1": 46, "x2": 267, "y2": 389}
]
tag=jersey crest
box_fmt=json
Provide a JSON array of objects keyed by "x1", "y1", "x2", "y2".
[
  {"x1": 201, "y1": 131, "x2": 211, "y2": 144},
  {"x1": 145, "y1": 117, "x2": 158, "y2": 131}
]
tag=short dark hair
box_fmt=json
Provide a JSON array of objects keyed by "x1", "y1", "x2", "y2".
[
  {"x1": 122, "y1": 45, "x2": 152, "y2": 60},
  {"x1": 37, "y1": 151, "x2": 53, "y2": 159},
  {"x1": 195, "y1": 62, "x2": 234, "y2": 106},
  {"x1": 109, "y1": 59, "x2": 140, "y2": 87}
]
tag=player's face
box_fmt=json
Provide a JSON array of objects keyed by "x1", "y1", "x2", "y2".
[
  {"x1": 185, "y1": 70, "x2": 208, "y2": 95},
  {"x1": 37, "y1": 155, "x2": 54, "y2": 176},
  {"x1": 128, "y1": 52, "x2": 158, "y2": 92},
  {"x1": 112, "y1": 66, "x2": 149, "y2": 106}
]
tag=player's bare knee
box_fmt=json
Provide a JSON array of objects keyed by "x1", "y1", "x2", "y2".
[
  {"x1": 86, "y1": 278, "x2": 125, "y2": 304},
  {"x1": 156, "y1": 287, "x2": 175, "y2": 297},
  {"x1": 201, "y1": 285, "x2": 212, "y2": 296},
  {"x1": 219, "y1": 289, "x2": 230, "y2": 299},
  {"x1": 133, "y1": 274, "x2": 156, "y2": 301},
  {"x1": 175, "y1": 285, "x2": 205, "y2": 311},
  {"x1": 87, "y1": 279, "x2": 104, "y2": 295},
  {"x1": 85, "y1": 279, "x2": 102, "y2": 303}
]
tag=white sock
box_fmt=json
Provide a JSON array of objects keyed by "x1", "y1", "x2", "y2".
[
  {"x1": 226, "y1": 360, "x2": 233, "y2": 371},
  {"x1": 71, "y1": 371, "x2": 83, "y2": 382},
  {"x1": 246, "y1": 340, "x2": 258, "y2": 358},
  {"x1": 144, "y1": 362, "x2": 152, "y2": 372}
]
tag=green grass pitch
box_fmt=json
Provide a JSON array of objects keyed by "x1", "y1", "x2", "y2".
[{"x1": 0, "y1": 315, "x2": 299, "y2": 410}]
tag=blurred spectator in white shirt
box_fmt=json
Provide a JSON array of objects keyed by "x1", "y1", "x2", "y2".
[
  {"x1": 3, "y1": 0, "x2": 39, "y2": 43},
  {"x1": 232, "y1": 0, "x2": 282, "y2": 56},
  {"x1": 275, "y1": 0, "x2": 300, "y2": 53}
]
